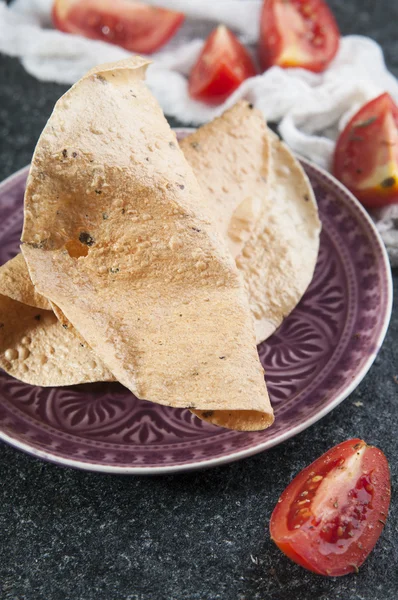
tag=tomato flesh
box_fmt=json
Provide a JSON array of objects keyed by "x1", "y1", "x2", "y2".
[
  {"x1": 52, "y1": 0, "x2": 185, "y2": 54},
  {"x1": 188, "y1": 25, "x2": 257, "y2": 106},
  {"x1": 259, "y1": 0, "x2": 340, "y2": 73},
  {"x1": 333, "y1": 93, "x2": 398, "y2": 208},
  {"x1": 270, "y1": 439, "x2": 391, "y2": 576}
]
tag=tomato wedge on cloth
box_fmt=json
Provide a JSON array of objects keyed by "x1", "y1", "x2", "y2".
[
  {"x1": 188, "y1": 25, "x2": 257, "y2": 105},
  {"x1": 270, "y1": 440, "x2": 391, "y2": 576},
  {"x1": 258, "y1": 0, "x2": 340, "y2": 73},
  {"x1": 333, "y1": 93, "x2": 398, "y2": 209},
  {"x1": 52, "y1": 0, "x2": 184, "y2": 54}
]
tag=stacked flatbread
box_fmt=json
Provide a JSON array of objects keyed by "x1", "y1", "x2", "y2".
[{"x1": 0, "y1": 58, "x2": 321, "y2": 431}]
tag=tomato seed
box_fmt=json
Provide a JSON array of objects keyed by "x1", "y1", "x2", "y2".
[{"x1": 312, "y1": 475, "x2": 323, "y2": 482}]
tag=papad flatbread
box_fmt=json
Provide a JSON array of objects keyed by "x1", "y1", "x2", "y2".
[
  {"x1": 21, "y1": 57, "x2": 273, "y2": 429},
  {"x1": 180, "y1": 101, "x2": 272, "y2": 261},
  {"x1": 0, "y1": 254, "x2": 115, "y2": 384},
  {"x1": 0, "y1": 254, "x2": 51, "y2": 310},
  {"x1": 233, "y1": 131, "x2": 321, "y2": 343},
  {"x1": 181, "y1": 104, "x2": 321, "y2": 344},
  {"x1": 0, "y1": 292, "x2": 114, "y2": 386}
]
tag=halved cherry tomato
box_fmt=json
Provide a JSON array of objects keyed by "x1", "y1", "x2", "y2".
[
  {"x1": 333, "y1": 93, "x2": 398, "y2": 209},
  {"x1": 258, "y1": 0, "x2": 340, "y2": 73},
  {"x1": 188, "y1": 25, "x2": 257, "y2": 106},
  {"x1": 270, "y1": 439, "x2": 391, "y2": 576},
  {"x1": 52, "y1": 0, "x2": 185, "y2": 54}
]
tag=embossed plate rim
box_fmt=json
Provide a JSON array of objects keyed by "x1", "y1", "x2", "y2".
[{"x1": 0, "y1": 148, "x2": 393, "y2": 474}]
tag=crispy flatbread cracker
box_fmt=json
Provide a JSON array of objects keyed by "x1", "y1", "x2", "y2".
[
  {"x1": 0, "y1": 255, "x2": 115, "y2": 385},
  {"x1": 180, "y1": 101, "x2": 272, "y2": 261},
  {"x1": 0, "y1": 254, "x2": 51, "y2": 310},
  {"x1": 233, "y1": 131, "x2": 321, "y2": 343},
  {"x1": 21, "y1": 57, "x2": 273, "y2": 429},
  {"x1": 0, "y1": 293, "x2": 114, "y2": 386},
  {"x1": 181, "y1": 105, "x2": 321, "y2": 344}
]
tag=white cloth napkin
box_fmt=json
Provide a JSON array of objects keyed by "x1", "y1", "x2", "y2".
[{"x1": 1, "y1": 0, "x2": 397, "y2": 265}]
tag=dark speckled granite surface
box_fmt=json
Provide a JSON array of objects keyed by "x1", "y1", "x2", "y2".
[{"x1": 1, "y1": 1, "x2": 398, "y2": 599}]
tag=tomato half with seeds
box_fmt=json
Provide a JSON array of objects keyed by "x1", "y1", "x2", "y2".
[
  {"x1": 333, "y1": 93, "x2": 398, "y2": 209},
  {"x1": 258, "y1": 0, "x2": 340, "y2": 73},
  {"x1": 270, "y1": 439, "x2": 391, "y2": 576},
  {"x1": 52, "y1": 0, "x2": 184, "y2": 54},
  {"x1": 188, "y1": 25, "x2": 257, "y2": 106}
]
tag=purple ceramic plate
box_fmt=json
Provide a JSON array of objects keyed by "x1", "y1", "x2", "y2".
[{"x1": 0, "y1": 132, "x2": 392, "y2": 473}]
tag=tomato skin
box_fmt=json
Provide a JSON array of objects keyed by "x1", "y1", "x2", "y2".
[
  {"x1": 270, "y1": 439, "x2": 391, "y2": 577},
  {"x1": 333, "y1": 93, "x2": 398, "y2": 209},
  {"x1": 52, "y1": 0, "x2": 185, "y2": 54},
  {"x1": 188, "y1": 26, "x2": 257, "y2": 106},
  {"x1": 259, "y1": 0, "x2": 340, "y2": 73}
]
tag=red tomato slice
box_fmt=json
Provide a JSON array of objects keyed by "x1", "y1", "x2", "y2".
[
  {"x1": 52, "y1": 0, "x2": 184, "y2": 54},
  {"x1": 258, "y1": 0, "x2": 340, "y2": 73},
  {"x1": 333, "y1": 93, "x2": 398, "y2": 209},
  {"x1": 270, "y1": 439, "x2": 391, "y2": 576},
  {"x1": 188, "y1": 25, "x2": 257, "y2": 106}
]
